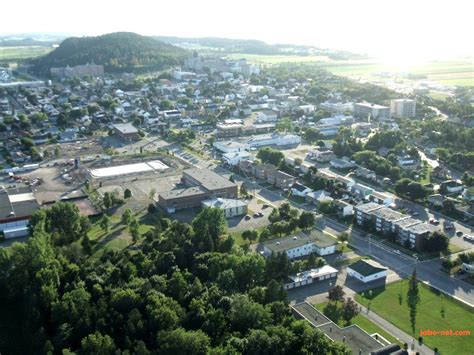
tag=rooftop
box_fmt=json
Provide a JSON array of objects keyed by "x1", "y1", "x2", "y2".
[
  {"x1": 355, "y1": 102, "x2": 389, "y2": 110},
  {"x1": 406, "y1": 222, "x2": 440, "y2": 235},
  {"x1": 159, "y1": 186, "x2": 206, "y2": 200},
  {"x1": 113, "y1": 123, "x2": 138, "y2": 134},
  {"x1": 0, "y1": 188, "x2": 40, "y2": 221},
  {"x1": 355, "y1": 202, "x2": 384, "y2": 214},
  {"x1": 202, "y1": 198, "x2": 248, "y2": 210},
  {"x1": 263, "y1": 230, "x2": 337, "y2": 254},
  {"x1": 370, "y1": 207, "x2": 406, "y2": 222},
  {"x1": 348, "y1": 259, "x2": 387, "y2": 277},
  {"x1": 184, "y1": 168, "x2": 237, "y2": 191},
  {"x1": 288, "y1": 265, "x2": 338, "y2": 283}
]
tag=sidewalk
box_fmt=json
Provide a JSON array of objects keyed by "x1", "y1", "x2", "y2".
[{"x1": 355, "y1": 300, "x2": 432, "y2": 355}]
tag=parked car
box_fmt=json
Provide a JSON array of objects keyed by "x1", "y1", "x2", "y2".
[
  {"x1": 463, "y1": 234, "x2": 474, "y2": 242},
  {"x1": 429, "y1": 218, "x2": 440, "y2": 225},
  {"x1": 257, "y1": 212, "x2": 264, "y2": 217},
  {"x1": 456, "y1": 230, "x2": 463, "y2": 237},
  {"x1": 253, "y1": 213, "x2": 260, "y2": 218},
  {"x1": 262, "y1": 204, "x2": 269, "y2": 209},
  {"x1": 244, "y1": 214, "x2": 251, "y2": 220}
]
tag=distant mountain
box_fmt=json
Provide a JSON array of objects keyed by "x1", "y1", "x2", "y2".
[
  {"x1": 0, "y1": 38, "x2": 58, "y2": 47},
  {"x1": 31, "y1": 32, "x2": 189, "y2": 75},
  {"x1": 154, "y1": 36, "x2": 365, "y2": 60}
]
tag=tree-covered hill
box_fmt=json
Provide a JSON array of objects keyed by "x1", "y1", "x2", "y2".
[{"x1": 31, "y1": 32, "x2": 189, "y2": 75}]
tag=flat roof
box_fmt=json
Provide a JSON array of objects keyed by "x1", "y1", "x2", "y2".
[
  {"x1": 348, "y1": 259, "x2": 387, "y2": 277},
  {"x1": 289, "y1": 265, "x2": 338, "y2": 283},
  {"x1": 355, "y1": 102, "x2": 389, "y2": 110},
  {"x1": 202, "y1": 198, "x2": 248, "y2": 209},
  {"x1": 159, "y1": 186, "x2": 206, "y2": 200},
  {"x1": 406, "y1": 222, "x2": 439, "y2": 235},
  {"x1": 113, "y1": 123, "x2": 138, "y2": 134},
  {"x1": 184, "y1": 168, "x2": 237, "y2": 191},
  {"x1": 393, "y1": 217, "x2": 422, "y2": 229},
  {"x1": 292, "y1": 302, "x2": 385, "y2": 354},
  {"x1": 0, "y1": 189, "x2": 40, "y2": 220},
  {"x1": 355, "y1": 202, "x2": 384, "y2": 214},
  {"x1": 90, "y1": 160, "x2": 169, "y2": 178},
  {"x1": 264, "y1": 230, "x2": 337, "y2": 254},
  {"x1": 371, "y1": 207, "x2": 406, "y2": 222}
]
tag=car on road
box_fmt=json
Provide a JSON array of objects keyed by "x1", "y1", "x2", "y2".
[
  {"x1": 394, "y1": 249, "x2": 401, "y2": 255},
  {"x1": 443, "y1": 221, "x2": 454, "y2": 230},
  {"x1": 429, "y1": 218, "x2": 440, "y2": 225},
  {"x1": 262, "y1": 204, "x2": 269, "y2": 209},
  {"x1": 462, "y1": 234, "x2": 474, "y2": 242},
  {"x1": 244, "y1": 215, "x2": 251, "y2": 220},
  {"x1": 456, "y1": 230, "x2": 463, "y2": 237},
  {"x1": 253, "y1": 213, "x2": 260, "y2": 218},
  {"x1": 257, "y1": 212, "x2": 264, "y2": 217}
]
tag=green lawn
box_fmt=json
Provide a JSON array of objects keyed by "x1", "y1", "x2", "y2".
[
  {"x1": 314, "y1": 302, "x2": 401, "y2": 346},
  {"x1": 355, "y1": 280, "x2": 474, "y2": 355}
]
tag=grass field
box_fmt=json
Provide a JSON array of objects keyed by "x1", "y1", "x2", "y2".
[
  {"x1": 355, "y1": 280, "x2": 474, "y2": 355},
  {"x1": 314, "y1": 302, "x2": 401, "y2": 346},
  {"x1": 0, "y1": 46, "x2": 52, "y2": 62},
  {"x1": 226, "y1": 53, "x2": 474, "y2": 87}
]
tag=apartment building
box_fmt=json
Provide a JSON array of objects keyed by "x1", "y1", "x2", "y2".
[
  {"x1": 390, "y1": 99, "x2": 416, "y2": 118},
  {"x1": 353, "y1": 102, "x2": 391, "y2": 121}
]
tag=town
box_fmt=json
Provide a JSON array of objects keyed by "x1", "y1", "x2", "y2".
[{"x1": 0, "y1": 28, "x2": 473, "y2": 355}]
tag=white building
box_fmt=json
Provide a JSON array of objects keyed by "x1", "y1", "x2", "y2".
[
  {"x1": 257, "y1": 110, "x2": 279, "y2": 122},
  {"x1": 390, "y1": 99, "x2": 416, "y2": 118},
  {"x1": 284, "y1": 265, "x2": 338, "y2": 290},
  {"x1": 263, "y1": 230, "x2": 338, "y2": 259},
  {"x1": 320, "y1": 101, "x2": 354, "y2": 114},
  {"x1": 201, "y1": 198, "x2": 248, "y2": 218},
  {"x1": 369, "y1": 191, "x2": 394, "y2": 206},
  {"x1": 247, "y1": 133, "x2": 301, "y2": 148},
  {"x1": 213, "y1": 140, "x2": 250, "y2": 154},
  {"x1": 347, "y1": 259, "x2": 388, "y2": 283},
  {"x1": 354, "y1": 102, "x2": 391, "y2": 121},
  {"x1": 222, "y1": 151, "x2": 254, "y2": 166}
]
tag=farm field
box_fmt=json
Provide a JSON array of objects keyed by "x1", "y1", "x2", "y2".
[
  {"x1": 0, "y1": 46, "x2": 52, "y2": 62},
  {"x1": 355, "y1": 280, "x2": 474, "y2": 355},
  {"x1": 227, "y1": 53, "x2": 474, "y2": 87}
]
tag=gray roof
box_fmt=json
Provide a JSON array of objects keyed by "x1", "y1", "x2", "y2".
[
  {"x1": 355, "y1": 202, "x2": 384, "y2": 214},
  {"x1": 0, "y1": 188, "x2": 40, "y2": 221},
  {"x1": 159, "y1": 186, "x2": 206, "y2": 200},
  {"x1": 393, "y1": 217, "x2": 422, "y2": 229},
  {"x1": 184, "y1": 168, "x2": 237, "y2": 191},
  {"x1": 292, "y1": 302, "x2": 385, "y2": 354},
  {"x1": 370, "y1": 207, "x2": 406, "y2": 222},
  {"x1": 348, "y1": 259, "x2": 387, "y2": 277},
  {"x1": 264, "y1": 230, "x2": 337, "y2": 254},
  {"x1": 406, "y1": 222, "x2": 439, "y2": 235},
  {"x1": 113, "y1": 123, "x2": 138, "y2": 134},
  {"x1": 202, "y1": 198, "x2": 248, "y2": 209}
]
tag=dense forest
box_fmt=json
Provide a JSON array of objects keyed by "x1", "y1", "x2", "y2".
[
  {"x1": 0, "y1": 203, "x2": 348, "y2": 354},
  {"x1": 31, "y1": 32, "x2": 189, "y2": 75}
]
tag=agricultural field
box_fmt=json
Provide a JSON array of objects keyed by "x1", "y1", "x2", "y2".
[
  {"x1": 227, "y1": 53, "x2": 474, "y2": 87},
  {"x1": 355, "y1": 280, "x2": 474, "y2": 355},
  {"x1": 0, "y1": 46, "x2": 52, "y2": 62}
]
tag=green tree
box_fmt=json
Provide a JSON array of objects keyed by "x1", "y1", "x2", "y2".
[
  {"x1": 80, "y1": 332, "x2": 116, "y2": 355},
  {"x1": 298, "y1": 211, "x2": 315, "y2": 231},
  {"x1": 328, "y1": 285, "x2": 345, "y2": 303},
  {"x1": 129, "y1": 218, "x2": 140, "y2": 242},
  {"x1": 158, "y1": 328, "x2": 210, "y2": 355},
  {"x1": 100, "y1": 215, "x2": 110, "y2": 233},
  {"x1": 342, "y1": 297, "x2": 359, "y2": 325},
  {"x1": 257, "y1": 147, "x2": 285, "y2": 166},
  {"x1": 121, "y1": 208, "x2": 133, "y2": 226},
  {"x1": 102, "y1": 192, "x2": 112, "y2": 209},
  {"x1": 192, "y1": 207, "x2": 227, "y2": 247},
  {"x1": 124, "y1": 188, "x2": 132, "y2": 199},
  {"x1": 407, "y1": 269, "x2": 420, "y2": 335}
]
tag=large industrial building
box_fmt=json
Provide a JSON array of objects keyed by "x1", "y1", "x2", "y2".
[
  {"x1": 158, "y1": 168, "x2": 238, "y2": 213},
  {"x1": 0, "y1": 187, "x2": 40, "y2": 239}
]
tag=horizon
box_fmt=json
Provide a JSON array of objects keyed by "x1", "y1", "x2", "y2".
[{"x1": 1, "y1": 0, "x2": 473, "y2": 67}]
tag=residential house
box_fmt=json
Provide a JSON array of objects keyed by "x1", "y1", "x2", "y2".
[
  {"x1": 369, "y1": 191, "x2": 394, "y2": 206},
  {"x1": 428, "y1": 194, "x2": 445, "y2": 207},
  {"x1": 330, "y1": 158, "x2": 357, "y2": 170},
  {"x1": 355, "y1": 167, "x2": 376, "y2": 181},
  {"x1": 307, "y1": 149, "x2": 335, "y2": 163},
  {"x1": 291, "y1": 182, "x2": 313, "y2": 197},
  {"x1": 306, "y1": 190, "x2": 333, "y2": 205},
  {"x1": 351, "y1": 183, "x2": 374, "y2": 200},
  {"x1": 440, "y1": 180, "x2": 464, "y2": 194}
]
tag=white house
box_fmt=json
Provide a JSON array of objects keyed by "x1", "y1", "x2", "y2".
[
  {"x1": 332, "y1": 200, "x2": 354, "y2": 217},
  {"x1": 347, "y1": 260, "x2": 387, "y2": 283},
  {"x1": 247, "y1": 133, "x2": 301, "y2": 148},
  {"x1": 257, "y1": 110, "x2": 278, "y2": 122},
  {"x1": 291, "y1": 182, "x2": 313, "y2": 197},
  {"x1": 201, "y1": 198, "x2": 248, "y2": 218},
  {"x1": 263, "y1": 230, "x2": 337, "y2": 259},
  {"x1": 306, "y1": 190, "x2": 333, "y2": 205}
]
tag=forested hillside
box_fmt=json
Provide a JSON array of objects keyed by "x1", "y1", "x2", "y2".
[
  {"x1": 32, "y1": 32, "x2": 189, "y2": 75},
  {"x1": 0, "y1": 203, "x2": 347, "y2": 354}
]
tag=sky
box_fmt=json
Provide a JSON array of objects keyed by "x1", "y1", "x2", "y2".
[{"x1": 1, "y1": 0, "x2": 473, "y2": 65}]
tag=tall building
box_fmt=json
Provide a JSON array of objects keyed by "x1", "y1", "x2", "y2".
[
  {"x1": 390, "y1": 99, "x2": 416, "y2": 118},
  {"x1": 353, "y1": 102, "x2": 391, "y2": 121}
]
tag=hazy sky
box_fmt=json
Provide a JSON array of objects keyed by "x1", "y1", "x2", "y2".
[{"x1": 2, "y1": 0, "x2": 473, "y2": 64}]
